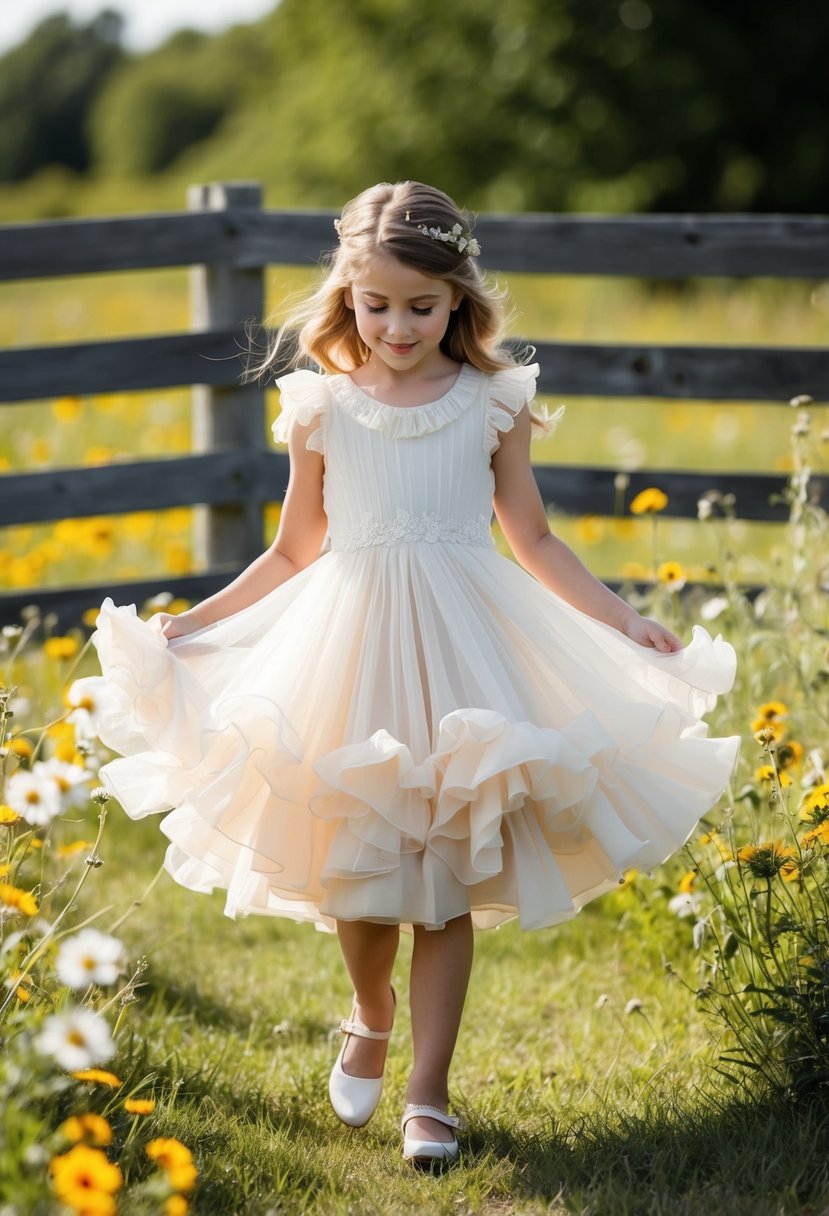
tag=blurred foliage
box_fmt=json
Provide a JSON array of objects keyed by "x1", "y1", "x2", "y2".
[
  {"x1": 0, "y1": 0, "x2": 827, "y2": 214},
  {"x1": 0, "y1": 11, "x2": 124, "y2": 184}
]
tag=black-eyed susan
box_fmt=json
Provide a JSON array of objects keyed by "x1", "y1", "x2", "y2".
[
  {"x1": 735, "y1": 840, "x2": 798, "y2": 880},
  {"x1": 50, "y1": 1143, "x2": 122, "y2": 1213},
  {"x1": 776, "y1": 740, "x2": 804, "y2": 770},
  {"x1": 800, "y1": 784, "x2": 829, "y2": 824},
  {"x1": 754, "y1": 701, "x2": 788, "y2": 723},
  {"x1": 630, "y1": 487, "x2": 668, "y2": 515},
  {"x1": 656, "y1": 560, "x2": 687, "y2": 591},
  {"x1": 755, "y1": 764, "x2": 791, "y2": 787},
  {"x1": 60, "y1": 1113, "x2": 113, "y2": 1146}
]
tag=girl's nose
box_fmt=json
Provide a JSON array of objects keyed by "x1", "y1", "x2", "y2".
[{"x1": 384, "y1": 311, "x2": 409, "y2": 336}]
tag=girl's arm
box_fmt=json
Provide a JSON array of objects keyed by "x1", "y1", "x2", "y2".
[
  {"x1": 155, "y1": 419, "x2": 327, "y2": 636},
  {"x1": 491, "y1": 405, "x2": 682, "y2": 653}
]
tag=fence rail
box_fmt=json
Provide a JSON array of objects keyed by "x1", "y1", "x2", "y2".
[{"x1": 1, "y1": 181, "x2": 827, "y2": 629}]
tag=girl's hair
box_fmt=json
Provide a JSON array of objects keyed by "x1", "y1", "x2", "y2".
[
  {"x1": 250, "y1": 181, "x2": 514, "y2": 376},
  {"x1": 248, "y1": 181, "x2": 554, "y2": 433}
]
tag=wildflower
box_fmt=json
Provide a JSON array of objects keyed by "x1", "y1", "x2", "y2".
[
  {"x1": 36, "y1": 1007, "x2": 115, "y2": 1071},
  {"x1": 44, "y1": 636, "x2": 81, "y2": 661},
  {"x1": 8, "y1": 736, "x2": 34, "y2": 758},
  {"x1": 624, "y1": 998, "x2": 643, "y2": 1015},
  {"x1": 618, "y1": 869, "x2": 637, "y2": 888},
  {"x1": 72, "y1": 1069, "x2": 122, "y2": 1088},
  {"x1": 800, "y1": 784, "x2": 829, "y2": 824},
  {"x1": 657, "y1": 561, "x2": 687, "y2": 591},
  {"x1": 147, "y1": 1138, "x2": 197, "y2": 1192},
  {"x1": 699, "y1": 830, "x2": 730, "y2": 858},
  {"x1": 735, "y1": 840, "x2": 798, "y2": 880},
  {"x1": 802, "y1": 822, "x2": 829, "y2": 848},
  {"x1": 56, "y1": 929, "x2": 126, "y2": 990},
  {"x1": 0, "y1": 804, "x2": 21, "y2": 825},
  {"x1": 788, "y1": 394, "x2": 813, "y2": 408},
  {"x1": 60, "y1": 1113, "x2": 113, "y2": 1146},
  {"x1": 0, "y1": 882, "x2": 39, "y2": 917},
  {"x1": 124, "y1": 1097, "x2": 156, "y2": 1115},
  {"x1": 65, "y1": 677, "x2": 111, "y2": 742},
  {"x1": 58, "y1": 839, "x2": 97, "y2": 858},
  {"x1": 752, "y1": 716, "x2": 786, "y2": 742},
  {"x1": 755, "y1": 764, "x2": 791, "y2": 787},
  {"x1": 754, "y1": 700, "x2": 788, "y2": 722},
  {"x1": 166, "y1": 1196, "x2": 190, "y2": 1216},
  {"x1": 5, "y1": 768, "x2": 62, "y2": 826},
  {"x1": 776, "y1": 740, "x2": 804, "y2": 770},
  {"x1": 668, "y1": 891, "x2": 703, "y2": 918},
  {"x1": 700, "y1": 595, "x2": 728, "y2": 620},
  {"x1": 50, "y1": 1143, "x2": 122, "y2": 1212},
  {"x1": 595, "y1": 993, "x2": 610, "y2": 1007},
  {"x1": 629, "y1": 487, "x2": 668, "y2": 515},
  {"x1": 677, "y1": 869, "x2": 697, "y2": 894},
  {"x1": 33, "y1": 757, "x2": 93, "y2": 809}
]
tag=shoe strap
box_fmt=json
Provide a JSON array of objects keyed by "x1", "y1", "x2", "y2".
[
  {"x1": 338, "y1": 1017, "x2": 392, "y2": 1041},
  {"x1": 401, "y1": 1103, "x2": 459, "y2": 1131}
]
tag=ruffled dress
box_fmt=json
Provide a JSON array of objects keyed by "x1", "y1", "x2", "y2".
[{"x1": 72, "y1": 362, "x2": 741, "y2": 932}]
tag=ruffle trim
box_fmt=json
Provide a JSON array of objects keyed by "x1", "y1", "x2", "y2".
[
  {"x1": 326, "y1": 363, "x2": 483, "y2": 439},
  {"x1": 485, "y1": 362, "x2": 565, "y2": 454},
  {"x1": 272, "y1": 369, "x2": 328, "y2": 454},
  {"x1": 70, "y1": 599, "x2": 741, "y2": 930}
]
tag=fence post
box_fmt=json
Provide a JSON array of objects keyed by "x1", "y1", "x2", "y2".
[{"x1": 188, "y1": 181, "x2": 266, "y2": 570}]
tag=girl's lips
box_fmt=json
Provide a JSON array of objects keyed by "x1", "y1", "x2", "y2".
[{"x1": 385, "y1": 342, "x2": 417, "y2": 354}]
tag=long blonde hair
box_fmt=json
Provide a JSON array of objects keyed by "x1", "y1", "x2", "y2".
[{"x1": 248, "y1": 181, "x2": 555, "y2": 433}]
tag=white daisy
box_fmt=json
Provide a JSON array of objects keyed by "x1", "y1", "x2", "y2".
[
  {"x1": 55, "y1": 929, "x2": 126, "y2": 990},
  {"x1": 32, "y1": 758, "x2": 93, "y2": 810},
  {"x1": 700, "y1": 596, "x2": 729, "y2": 621},
  {"x1": 668, "y1": 891, "x2": 703, "y2": 919},
  {"x1": 64, "y1": 677, "x2": 110, "y2": 742},
  {"x1": 35, "y1": 1006, "x2": 115, "y2": 1071},
  {"x1": 5, "y1": 769, "x2": 62, "y2": 827}
]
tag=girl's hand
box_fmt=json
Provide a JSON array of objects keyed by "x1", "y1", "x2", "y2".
[
  {"x1": 147, "y1": 609, "x2": 210, "y2": 641},
  {"x1": 623, "y1": 613, "x2": 684, "y2": 653}
]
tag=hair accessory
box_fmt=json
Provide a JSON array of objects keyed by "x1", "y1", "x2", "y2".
[
  {"x1": 333, "y1": 218, "x2": 343, "y2": 239},
  {"x1": 416, "y1": 222, "x2": 481, "y2": 258}
]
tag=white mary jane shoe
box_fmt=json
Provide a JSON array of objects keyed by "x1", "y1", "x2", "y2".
[
  {"x1": 328, "y1": 989, "x2": 396, "y2": 1128},
  {"x1": 401, "y1": 1103, "x2": 461, "y2": 1167}
]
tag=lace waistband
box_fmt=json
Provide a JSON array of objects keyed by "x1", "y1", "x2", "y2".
[{"x1": 332, "y1": 509, "x2": 495, "y2": 552}]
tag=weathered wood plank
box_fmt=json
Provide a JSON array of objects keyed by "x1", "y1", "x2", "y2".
[
  {"x1": 0, "y1": 452, "x2": 819, "y2": 526},
  {"x1": 1, "y1": 333, "x2": 826, "y2": 404},
  {"x1": 0, "y1": 330, "x2": 247, "y2": 400},
  {"x1": 3, "y1": 209, "x2": 829, "y2": 282},
  {"x1": 0, "y1": 452, "x2": 280, "y2": 525}
]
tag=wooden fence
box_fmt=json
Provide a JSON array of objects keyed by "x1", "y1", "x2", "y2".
[{"x1": 0, "y1": 181, "x2": 828, "y2": 629}]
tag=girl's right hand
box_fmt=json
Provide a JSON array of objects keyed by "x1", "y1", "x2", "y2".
[{"x1": 147, "y1": 609, "x2": 210, "y2": 641}]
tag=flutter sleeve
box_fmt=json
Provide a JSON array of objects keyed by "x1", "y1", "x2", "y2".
[
  {"x1": 272, "y1": 369, "x2": 328, "y2": 455},
  {"x1": 484, "y1": 362, "x2": 565, "y2": 455}
]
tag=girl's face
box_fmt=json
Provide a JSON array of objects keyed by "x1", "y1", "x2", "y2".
[{"x1": 344, "y1": 254, "x2": 462, "y2": 376}]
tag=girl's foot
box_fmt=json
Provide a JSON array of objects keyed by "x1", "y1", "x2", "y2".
[
  {"x1": 401, "y1": 1103, "x2": 460, "y2": 1166},
  {"x1": 328, "y1": 987, "x2": 396, "y2": 1127},
  {"x1": 340, "y1": 989, "x2": 396, "y2": 1078},
  {"x1": 403, "y1": 1096, "x2": 456, "y2": 1143}
]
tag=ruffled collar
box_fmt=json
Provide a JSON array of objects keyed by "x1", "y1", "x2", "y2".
[{"x1": 326, "y1": 363, "x2": 483, "y2": 438}]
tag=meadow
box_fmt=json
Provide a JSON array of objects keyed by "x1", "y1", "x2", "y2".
[{"x1": 1, "y1": 261, "x2": 829, "y2": 1214}]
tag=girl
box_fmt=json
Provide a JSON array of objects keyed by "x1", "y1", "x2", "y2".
[{"x1": 72, "y1": 181, "x2": 740, "y2": 1167}]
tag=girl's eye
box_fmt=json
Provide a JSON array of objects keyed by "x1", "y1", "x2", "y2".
[
  {"x1": 366, "y1": 305, "x2": 387, "y2": 314},
  {"x1": 412, "y1": 307, "x2": 433, "y2": 316}
]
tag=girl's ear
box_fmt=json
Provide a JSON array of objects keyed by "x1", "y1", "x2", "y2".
[
  {"x1": 344, "y1": 286, "x2": 354, "y2": 310},
  {"x1": 451, "y1": 289, "x2": 463, "y2": 311}
]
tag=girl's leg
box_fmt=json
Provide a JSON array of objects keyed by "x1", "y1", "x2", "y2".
[
  {"x1": 405, "y1": 911, "x2": 474, "y2": 1142},
  {"x1": 336, "y1": 919, "x2": 399, "y2": 1077}
]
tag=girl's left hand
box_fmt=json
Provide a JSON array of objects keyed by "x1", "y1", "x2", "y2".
[{"x1": 623, "y1": 614, "x2": 684, "y2": 653}]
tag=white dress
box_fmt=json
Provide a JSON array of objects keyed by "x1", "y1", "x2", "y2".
[{"x1": 72, "y1": 362, "x2": 741, "y2": 932}]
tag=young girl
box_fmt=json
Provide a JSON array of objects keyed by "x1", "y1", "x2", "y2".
[{"x1": 72, "y1": 181, "x2": 740, "y2": 1167}]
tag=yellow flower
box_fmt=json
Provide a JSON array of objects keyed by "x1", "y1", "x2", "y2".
[
  {"x1": 576, "y1": 515, "x2": 605, "y2": 545},
  {"x1": 776, "y1": 740, "x2": 804, "y2": 770},
  {"x1": 802, "y1": 822, "x2": 829, "y2": 848},
  {"x1": 6, "y1": 971, "x2": 32, "y2": 1003},
  {"x1": 618, "y1": 868, "x2": 637, "y2": 888},
  {"x1": 147, "y1": 1138, "x2": 197, "y2": 1191},
  {"x1": 82, "y1": 607, "x2": 101, "y2": 629},
  {"x1": 124, "y1": 1097, "x2": 156, "y2": 1115},
  {"x1": 58, "y1": 840, "x2": 96, "y2": 858},
  {"x1": 60, "y1": 1113, "x2": 113, "y2": 1146},
  {"x1": 0, "y1": 882, "x2": 38, "y2": 917},
  {"x1": 8, "y1": 736, "x2": 33, "y2": 758},
  {"x1": 657, "y1": 560, "x2": 687, "y2": 591},
  {"x1": 755, "y1": 700, "x2": 788, "y2": 722},
  {"x1": 800, "y1": 784, "x2": 829, "y2": 823},
  {"x1": 72, "y1": 1068, "x2": 122, "y2": 1088},
  {"x1": 0, "y1": 805, "x2": 21, "y2": 825},
  {"x1": 678, "y1": 869, "x2": 697, "y2": 894},
  {"x1": 630, "y1": 487, "x2": 668, "y2": 515},
  {"x1": 165, "y1": 1196, "x2": 190, "y2": 1216},
  {"x1": 754, "y1": 765, "x2": 791, "y2": 787},
  {"x1": 52, "y1": 395, "x2": 83, "y2": 423},
  {"x1": 45, "y1": 636, "x2": 81, "y2": 661},
  {"x1": 50, "y1": 1144, "x2": 122, "y2": 1206},
  {"x1": 736, "y1": 840, "x2": 798, "y2": 880}
]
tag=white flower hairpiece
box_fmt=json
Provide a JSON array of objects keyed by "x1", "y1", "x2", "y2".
[{"x1": 416, "y1": 221, "x2": 481, "y2": 258}]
